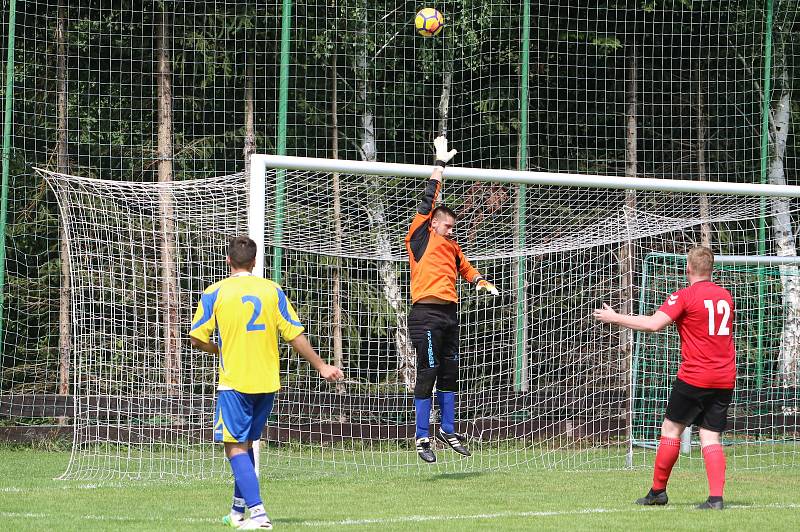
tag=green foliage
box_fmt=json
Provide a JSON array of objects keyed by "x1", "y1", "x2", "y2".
[{"x1": 2, "y1": 1, "x2": 800, "y2": 400}]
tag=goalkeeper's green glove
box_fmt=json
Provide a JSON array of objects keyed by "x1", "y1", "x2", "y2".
[
  {"x1": 433, "y1": 135, "x2": 458, "y2": 168},
  {"x1": 475, "y1": 278, "x2": 499, "y2": 296}
]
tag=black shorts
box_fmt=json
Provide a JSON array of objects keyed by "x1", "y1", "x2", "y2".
[
  {"x1": 408, "y1": 302, "x2": 459, "y2": 370},
  {"x1": 664, "y1": 378, "x2": 733, "y2": 433}
]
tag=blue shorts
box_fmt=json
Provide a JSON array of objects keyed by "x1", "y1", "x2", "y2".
[{"x1": 213, "y1": 390, "x2": 275, "y2": 443}]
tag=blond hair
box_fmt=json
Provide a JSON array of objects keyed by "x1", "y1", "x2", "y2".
[{"x1": 687, "y1": 246, "x2": 714, "y2": 277}]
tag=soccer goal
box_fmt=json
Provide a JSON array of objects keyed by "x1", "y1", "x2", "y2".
[{"x1": 42, "y1": 157, "x2": 800, "y2": 479}]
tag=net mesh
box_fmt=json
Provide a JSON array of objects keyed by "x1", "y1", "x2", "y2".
[
  {"x1": 43, "y1": 163, "x2": 800, "y2": 477},
  {"x1": 2, "y1": 0, "x2": 799, "y2": 478}
]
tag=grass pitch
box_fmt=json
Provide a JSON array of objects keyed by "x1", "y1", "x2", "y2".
[{"x1": 1, "y1": 446, "x2": 798, "y2": 531}]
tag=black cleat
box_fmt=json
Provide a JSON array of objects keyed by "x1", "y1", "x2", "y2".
[
  {"x1": 635, "y1": 489, "x2": 668, "y2": 506},
  {"x1": 416, "y1": 437, "x2": 436, "y2": 463},
  {"x1": 435, "y1": 428, "x2": 472, "y2": 457},
  {"x1": 696, "y1": 498, "x2": 724, "y2": 510}
]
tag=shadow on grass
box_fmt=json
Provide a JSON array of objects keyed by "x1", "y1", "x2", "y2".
[{"x1": 424, "y1": 471, "x2": 485, "y2": 481}]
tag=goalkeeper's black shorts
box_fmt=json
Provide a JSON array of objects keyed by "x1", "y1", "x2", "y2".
[
  {"x1": 664, "y1": 377, "x2": 733, "y2": 433},
  {"x1": 408, "y1": 302, "x2": 459, "y2": 371}
]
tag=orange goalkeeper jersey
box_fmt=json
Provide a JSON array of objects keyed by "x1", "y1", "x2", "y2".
[{"x1": 405, "y1": 178, "x2": 481, "y2": 304}]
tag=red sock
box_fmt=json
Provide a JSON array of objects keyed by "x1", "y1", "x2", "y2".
[
  {"x1": 702, "y1": 444, "x2": 726, "y2": 497},
  {"x1": 652, "y1": 436, "x2": 681, "y2": 491}
]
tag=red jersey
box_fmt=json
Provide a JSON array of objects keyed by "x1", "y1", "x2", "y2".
[
  {"x1": 405, "y1": 179, "x2": 481, "y2": 304},
  {"x1": 657, "y1": 280, "x2": 736, "y2": 389}
]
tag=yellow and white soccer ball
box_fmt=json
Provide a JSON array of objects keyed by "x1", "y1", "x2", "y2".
[{"x1": 415, "y1": 7, "x2": 444, "y2": 38}]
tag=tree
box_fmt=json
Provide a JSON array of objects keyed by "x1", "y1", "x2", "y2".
[
  {"x1": 768, "y1": 0, "x2": 799, "y2": 387},
  {"x1": 156, "y1": 4, "x2": 180, "y2": 394},
  {"x1": 55, "y1": 0, "x2": 71, "y2": 407}
]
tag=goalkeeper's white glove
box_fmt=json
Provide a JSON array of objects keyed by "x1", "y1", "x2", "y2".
[
  {"x1": 433, "y1": 135, "x2": 458, "y2": 167},
  {"x1": 475, "y1": 278, "x2": 499, "y2": 296}
]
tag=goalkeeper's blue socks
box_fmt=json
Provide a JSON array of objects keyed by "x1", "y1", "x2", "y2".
[
  {"x1": 415, "y1": 397, "x2": 433, "y2": 438},
  {"x1": 437, "y1": 391, "x2": 455, "y2": 434}
]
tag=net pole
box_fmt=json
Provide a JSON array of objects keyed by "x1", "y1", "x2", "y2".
[
  {"x1": 514, "y1": 0, "x2": 531, "y2": 392},
  {"x1": 628, "y1": 254, "x2": 652, "y2": 466},
  {"x1": 0, "y1": 0, "x2": 18, "y2": 356},
  {"x1": 756, "y1": 0, "x2": 774, "y2": 390},
  {"x1": 273, "y1": 0, "x2": 293, "y2": 284},
  {"x1": 248, "y1": 155, "x2": 267, "y2": 478}
]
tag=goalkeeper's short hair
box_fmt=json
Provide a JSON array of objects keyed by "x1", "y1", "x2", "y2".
[
  {"x1": 227, "y1": 235, "x2": 257, "y2": 268},
  {"x1": 432, "y1": 205, "x2": 457, "y2": 221}
]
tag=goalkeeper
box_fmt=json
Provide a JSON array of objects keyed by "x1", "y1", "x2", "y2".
[
  {"x1": 189, "y1": 236, "x2": 343, "y2": 529},
  {"x1": 405, "y1": 135, "x2": 499, "y2": 463}
]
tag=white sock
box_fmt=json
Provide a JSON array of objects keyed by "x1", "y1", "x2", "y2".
[
  {"x1": 232, "y1": 496, "x2": 246, "y2": 514},
  {"x1": 248, "y1": 503, "x2": 267, "y2": 521}
]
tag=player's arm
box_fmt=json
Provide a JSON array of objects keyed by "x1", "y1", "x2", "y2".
[
  {"x1": 288, "y1": 334, "x2": 343, "y2": 382},
  {"x1": 407, "y1": 136, "x2": 455, "y2": 242},
  {"x1": 414, "y1": 136, "x2": 458, "y2": 215},
  {"x1": 190, "y1": 336, "x2": 219, "y2": 355},
  {"x1": 189, "y1": 287, "x2": 220, "y2": 354},
  {"x1": 456, "y1": 247, "x2": 499, "y2": 295},
  {"x1": 593, "y1": 304, "x2": 673, "y2": 332},
  {"x1": 274, "y1": 285, "x2": 343, "y2": 382}
]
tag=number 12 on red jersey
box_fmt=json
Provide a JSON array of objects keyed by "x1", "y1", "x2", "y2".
[{"x1": 703, "y1": 299, "x2": 731, "y2": 336}]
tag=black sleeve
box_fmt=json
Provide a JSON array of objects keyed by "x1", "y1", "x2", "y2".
[{"x1": 417, "y1": 179, "x2": 439, "y2": 215}]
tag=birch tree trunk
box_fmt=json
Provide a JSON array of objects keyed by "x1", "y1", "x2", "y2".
[
  {"x1": 356, "y1": 18, "x2": 414, "y2": 390},
  {"x1": 243, "y1": 61, "x2": 255, "y2": 178},
  {"x1": 438, "y1": 70, "x2": 452, "y2": 138},
  {"x1": 157, "y1": 8, "x2": 180, "y2": 394},
  {"x1": 768, "y1": 45, "x2": 799, "y2": 387}
]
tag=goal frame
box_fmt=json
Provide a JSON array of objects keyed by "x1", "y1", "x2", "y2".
[{"x1": 249, "y1": 155, "x2": 800, "y2": 470}]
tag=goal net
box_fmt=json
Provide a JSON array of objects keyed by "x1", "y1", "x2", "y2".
[{"x1": 43, "y1": 157, "x2": 800, "y2": 479}]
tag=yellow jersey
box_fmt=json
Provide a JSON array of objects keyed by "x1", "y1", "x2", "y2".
[{"x1": 189, "y1": 273, "x2": 305, "y2": 393}]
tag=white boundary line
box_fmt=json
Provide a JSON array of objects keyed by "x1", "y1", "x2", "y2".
[{"x1": 2, "y1": 503, "x2": 800, "y2": 527}]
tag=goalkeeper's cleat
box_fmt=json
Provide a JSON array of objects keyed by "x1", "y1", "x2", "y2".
[
  {"x1": 696, "y1": 498, "x2": 724, "y2": 510},
  {"x1": 416, "y1": 437, "x2": 437, "y2": 463},
  {"x1": 222, "y1": 512, "x2": 246, "y2": 528},
  {"x1": 476, "y1": 279, "x2": 499, "y2": 296},
  {"x1": 237, "y1": 514, "x2": 273, "y2": 530},
  {"x1": 435, "y1": 428, "x2": 472, "y2": 457},
  {"x1": 635, "y1": 489, "x2": 668, "y2": 506}
]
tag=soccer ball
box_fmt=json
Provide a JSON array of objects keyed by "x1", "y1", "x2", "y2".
[{"x1": 415, "y1": 8, "x2": 444, "y2": 38}]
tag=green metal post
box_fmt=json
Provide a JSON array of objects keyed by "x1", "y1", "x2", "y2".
[
  {"x1": 514, "y1": 0, "x2": 531, "y2": 391},
  {"x1": 0, "y1": 0, "x2": 18, "y2": 355},
  {"x1": 273, "y1": 0, "x2": 292, "y2": 283},
  {"x1": 756, "y1": 0, "x2": 774, "y2": 389}
]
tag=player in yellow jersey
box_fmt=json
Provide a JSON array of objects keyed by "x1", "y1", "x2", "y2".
[{"x1": 190, "y1": 236, "x2": 343, "y2": 530}]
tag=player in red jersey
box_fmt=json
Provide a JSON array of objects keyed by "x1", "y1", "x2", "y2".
[{"x1": 594, "y1": 246, "x2": 735, "y2": 510}]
